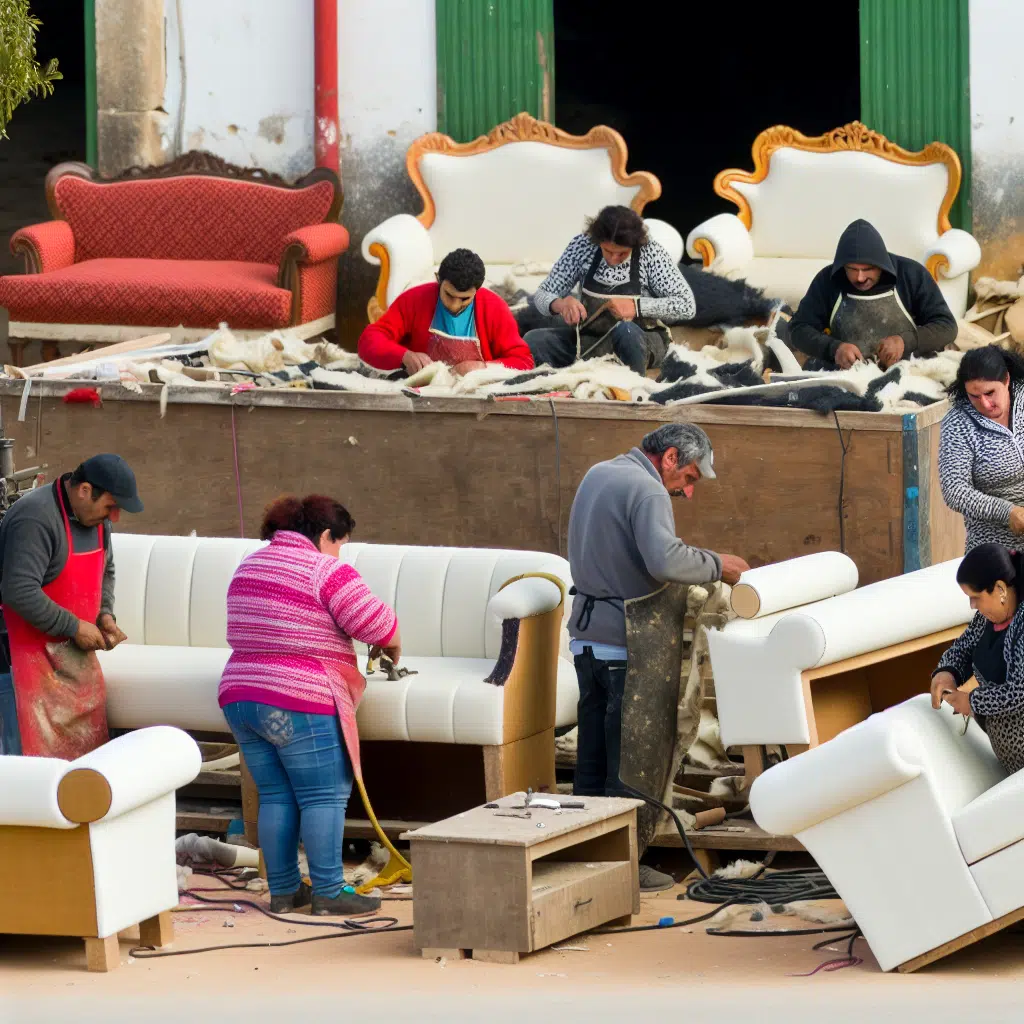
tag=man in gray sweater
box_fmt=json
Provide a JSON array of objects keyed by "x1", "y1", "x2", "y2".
[
  {"x1": 568, "y1": 423, "x2": 748, "y2": 889},
  {"x1": 0, "y1": 454, "x2": 142, "y2": 755}
]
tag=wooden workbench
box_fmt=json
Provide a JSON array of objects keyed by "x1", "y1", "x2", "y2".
[{"x1": 0, "y1": 380, "x2": 963, "y2": 583}]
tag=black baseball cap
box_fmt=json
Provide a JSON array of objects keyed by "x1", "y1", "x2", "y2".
[{"x1": 78, "y1": 454, "x2": 144, "y2": 513}]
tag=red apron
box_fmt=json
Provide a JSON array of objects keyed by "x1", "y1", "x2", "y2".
[
  {"x1": 427, "y1": 329, "x2": 484, "y2": 367},
  {"x1": 2, "y1": 484, "x2": 108, "y2": 759}
]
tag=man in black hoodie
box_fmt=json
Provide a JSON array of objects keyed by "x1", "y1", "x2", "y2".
[{"x1": 789, "y1": 219, "x2": 957, "y2": 370}]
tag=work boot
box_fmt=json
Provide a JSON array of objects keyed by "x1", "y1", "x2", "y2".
[
  {"x1": 638, "y1": 864, "x2": 675, "y2": 892},
  {"x1": 269, "y1": 881, "x2": 312, "y2": 914},
  {"x1": 311, "y1": 885, "x2": 382, "y2": 917}
]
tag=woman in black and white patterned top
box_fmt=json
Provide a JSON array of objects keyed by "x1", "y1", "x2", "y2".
[
  {"x1": 939, "y1": 345, "x2": 1024, "y2": 552},
  {"x1": 931, "y1": 543, "x2": 1024, "y2": 774},
  {"x1": 524, "y1": 206, "x2": 697, "y2": 374}
]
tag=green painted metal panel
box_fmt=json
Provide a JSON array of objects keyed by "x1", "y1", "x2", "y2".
[
  {"x1": 860, "y1": 0, "x2": 971, "y2": 231},
  {"x1": 436, "y1": 0, "x2": 555, "y2": 142},
  {"x1": 85, "y1": 0, "x2": 97, "y2": 168}
]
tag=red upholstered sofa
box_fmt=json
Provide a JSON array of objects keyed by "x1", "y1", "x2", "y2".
[{"x1": 0, "y1": 155, "x2": 347, "y2": 364}]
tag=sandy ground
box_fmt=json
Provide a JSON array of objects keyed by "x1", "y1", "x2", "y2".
[{"x1": 4, "y1": 873, "x2": 1024, "y2": 1024}]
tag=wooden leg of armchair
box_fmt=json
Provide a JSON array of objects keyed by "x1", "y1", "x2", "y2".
[
  {"x1": 483, "y1": 727, "x2": 556, "y2": 801},
  {"x1": 7, "y1": 341, "x2": 27, "y2": 367},
  {"x1": 41, "y1": 340, "x2": 61, "y2": 362},
  {"x1": 139, "y1": 910, "x2": 174, "y2": 948},
  {"x1": 84, "y1": 934, "x2": 120, "y2": 972}
]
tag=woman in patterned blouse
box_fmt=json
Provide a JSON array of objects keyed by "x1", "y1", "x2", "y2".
[
  {"x1": 939, "y1": 345, "x2": 1024, "y2": 552},
  {"x1": 932, "y1": 543, "x2": 1024, "y2": 773}
]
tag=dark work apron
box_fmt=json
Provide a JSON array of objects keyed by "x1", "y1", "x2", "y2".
[
  {"x1": 829, "y1": 287, "x2": 915, "y2": 359},
  {"x1": 575, "y1": 247, "x2": 669, "y2": 369}
]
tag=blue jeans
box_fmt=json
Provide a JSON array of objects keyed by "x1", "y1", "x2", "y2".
[
  {"x1": 524, "y1": 320, "x2": 660, "y2": 375},
  {"x1": 223, "y1": 701, "x2": 352, "y2": 897},
  {"x1": 0, "y1": 671, "x2": 21, "y2": 756}
]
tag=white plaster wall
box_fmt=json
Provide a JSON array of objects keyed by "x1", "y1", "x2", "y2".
[
  {"x1": 163, "y1": 0, "x2": 315, "y2": 180},
  {"x1": 969, "y1": 0, "x2": 1024, "y2": 278}
]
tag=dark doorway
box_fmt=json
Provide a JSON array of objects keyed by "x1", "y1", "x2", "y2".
[
  {"x1": 0, "y1": 0, "x2": 87, "y2": 276},
  {"x1": 554, "y1": 1, "x2": 860, "y2": 258}
]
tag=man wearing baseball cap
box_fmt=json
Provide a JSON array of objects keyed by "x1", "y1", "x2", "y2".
[
  {"x1": 566, "y1": 423, "x2": 749, "y2": 890},
  {"x1": 0, "y1": 454, "x2": 143, "y2": 757}
]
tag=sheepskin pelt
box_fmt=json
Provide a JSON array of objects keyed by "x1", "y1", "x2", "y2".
[{"x1": 678, "y1": 265, "x2": 788, "y2": 327}]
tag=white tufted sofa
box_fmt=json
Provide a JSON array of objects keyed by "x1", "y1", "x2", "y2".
[
  {"x1": 750, "y1": 695, "x2": 1024, "y2": 972},
  {"x1": 97, "y1": 535, "x2": 577, "y2": 827},
  {"x1": 707, "y1": 553, "x2": 971, "y2": 785},
  {"x1": 685, "y1": 123, "x2": 981, "y2": 317},
  {"x1": 361, "y1": 112, "x2": 684, "y2": 320},
  {"x1": 0, "y1": 726, "x2": 200, "y2": 970}
]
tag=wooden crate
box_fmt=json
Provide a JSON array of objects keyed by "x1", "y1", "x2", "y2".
[{"x1": 404, "y1": 795, "x2": 642, "y2": 963}]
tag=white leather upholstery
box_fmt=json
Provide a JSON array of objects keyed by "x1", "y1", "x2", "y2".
[
  {"x1": 954, "y1": 769, "x2": 1024, "y2": 865},
  {"x1": 970, "y1": 837, "x2": 1024, "y2": 920},
  {"x1": 364, "y1": 137, "x2": 683, "y2": 308},
  {"x1": 105, "y1": 535, "x2": 577, "y2": 743},
  {"x1": 751, "y1": 696, "x2": 1008, "y2": 971},
  {"x1": 708, "y1": 557, "x2": 971, "y2": 747},
  {"x1": 686, "y1": 145, "x2": 980, "y2": 316},
  {"x1": 0, "y1": 728, "x2": 200, "y2": 940},
  {"x1": 731, "y1": 551, "x2": 858, "y2": 619}
]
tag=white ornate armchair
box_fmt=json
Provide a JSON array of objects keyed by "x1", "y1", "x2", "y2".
[
  {"x1": 685, "y1": 123, "x2": 981, "y2": 317},
  {"x1": 361, "y1": 112, "x2": 685, "y2": 320}
]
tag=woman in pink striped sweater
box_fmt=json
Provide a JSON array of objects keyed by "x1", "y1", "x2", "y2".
[{"x1": 220, "y1": 495, "x2": 400, "y2": 917}]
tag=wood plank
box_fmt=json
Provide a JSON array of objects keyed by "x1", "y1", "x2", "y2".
[
  {"x1": 14, "y1": 332, "x2": 172, "y2": 375},
  {"x1": 472, "y1": 949, "x2": 520, "y2": 964},
  {"x1": 531, "y1": 860, "x2": 634, "y2": 950},
  {"x1": 928, "y1": 417, "x2": 966, "y2": 563},
  {"x1": 138, "y1": 910, "x2": 173, "y2": 948},
  {"x1": 85, "y1": 934, "x2": 120, "y2": 972},
  {"x1": 652, "y1": 819, "x2": 805, "y2": 852},
  {"x1": 411, "y1": 840, "x2": 530, "y2": 954},
  {"x1": 403, "y1": 797, "x2": 641, "y2": 848},
  {"x1": 421, "y1": 948, "x2": 467, "y2": 960},
  {"x1": 804, "y1": 627, "x2": 967, "y2": 682},
  {"x1": 897, "y1": 904, "x2": 1024, "y2": 973}
]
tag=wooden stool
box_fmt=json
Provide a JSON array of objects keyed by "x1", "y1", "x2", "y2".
[{"x1": 405, "y1": 795, "x2": 642, "y2": 963}]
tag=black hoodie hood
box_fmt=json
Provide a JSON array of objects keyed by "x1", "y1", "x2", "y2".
[{"x1": 830, "y1": 219, "x2": 898, "y2": 285}]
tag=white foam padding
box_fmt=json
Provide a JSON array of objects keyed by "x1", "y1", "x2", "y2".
[
  {"x1": 730, "y1": 551, "x2": 859, "y2": 619},
  {"x1": 70, "y1": 726, "x2": 201, "y2": 821},
  {"x1": 751, "y1": 695, "x2": 1005, "y2": 971},
  {"x1": 489, "y1": 577, "x2": 563, "y2": 622},
  {"x1": 0, "y1": 757, "x2": 75, "y2": 829},
  {"x1": 709, "y1": 559, "x2": 971, "y2": 747},
  {"x1": 100, "y1": 644, "x2": 231, "y2": 733},
  {"x1": 954, "y1": 768, "x2": 1024, "y2": 865}
]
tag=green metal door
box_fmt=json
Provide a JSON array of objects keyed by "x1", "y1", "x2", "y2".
[
  {"x1": 436, "y1": 0, "x2": 555, "y2": 142},
  {"x1": 860, "y1": 0, "x2": 971, "y2": 231}
]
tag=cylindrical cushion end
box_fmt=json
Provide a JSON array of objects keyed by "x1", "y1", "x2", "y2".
[
  {"x1": 730, "y1": 552, "x2": 859, "y2": 619},
  {"x1": 57, "y1": 768, "x2": 113, "y2": 823}
]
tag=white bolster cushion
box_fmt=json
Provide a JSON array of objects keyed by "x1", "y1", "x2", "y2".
[
  {"x1": 361, "y1": 213, "x2": 435, "y2": 305},
  {"x1": 925, "y1": 228, "x2": 982, "y2": 279},
  {"x1": 685, "y1": 213, "x2": 754, "y2": 274},
  {"x1": 731, "y1": 551, "x2": 859, "y2": 619},
  {"x1": 70, "y1": 726, "x2": 202, "y2": 821},
  {"x1": 0, "y1": 758, "x2": 74, "y2": 829},
  {"x1": 750, "y1": 716, "x2": 923, "y2": 836},
  {"x1": 489, "y1": 577, "x2": 563, "y2": 622}
]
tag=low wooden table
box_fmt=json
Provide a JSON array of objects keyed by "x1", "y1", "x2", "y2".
[{"x1": 403, "y1": 795, "x2": 642, "y2": 964}]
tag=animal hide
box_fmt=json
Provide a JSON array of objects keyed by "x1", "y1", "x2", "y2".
[{"x1": 345, "y1": 842, "x2": 390, "y2": 888}]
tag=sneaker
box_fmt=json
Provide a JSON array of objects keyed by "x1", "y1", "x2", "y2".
[
  {"x1": 638, "y1": 864, "x2": 675, "y2": 892},
  {"x1": 311, "y1": 885, "x2": 382, "y2": 917},
  {"x1": 269, "y1": 880, "x2": 312, "y2": 914}
]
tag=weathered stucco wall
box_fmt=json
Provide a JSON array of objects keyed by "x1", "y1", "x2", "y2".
[
  {"x1": 158, "y1": 0, "x2": 436, "y2": 342},
  {"x1": 335, "y1": 0, "x2": 437, "y2": 342},
  {"x1": 162, "y1": 0, "x2": 315, "y2": 180},
  {"x1": 970, "y1": 0, "x2": 1024, "y2": 281}
]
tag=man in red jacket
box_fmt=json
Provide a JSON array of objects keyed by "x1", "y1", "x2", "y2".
[{"x1": 358, "y1": 248, "x2": 534, "y2": 375}]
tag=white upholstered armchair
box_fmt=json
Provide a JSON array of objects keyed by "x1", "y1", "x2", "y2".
[
  {"x1": 685, "y1": 123, "x2": 981, "y2": 316},
  {"x1": 361, "y1": 112, "x2": 685, "y2": 320}
]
